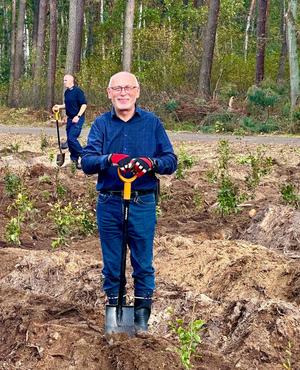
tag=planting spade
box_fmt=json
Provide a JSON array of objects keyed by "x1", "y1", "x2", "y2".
[
  {"x1": 54, "y1": 110, "x2": 65, "y2": 167},
  {"x1": 105, "y1": 169, "x2": 137, "y2": 336}
]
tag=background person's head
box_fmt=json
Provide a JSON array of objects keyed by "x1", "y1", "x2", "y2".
[
  {"x1": 107, "y1": 72, "x2": 140, "y2": 115},
  {"x1": 63, "y1": 74, "x2": 76, "y2": 89}
]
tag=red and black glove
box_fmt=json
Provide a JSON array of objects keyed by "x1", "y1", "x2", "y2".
[
  {"x1": 130, "y1": 157, "x2": 155, "y2": 178},
  {"x1": 108, "y1": 153, "x2": 132, "y2": 173}
]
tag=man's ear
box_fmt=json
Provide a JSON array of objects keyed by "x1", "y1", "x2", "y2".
[
  {"x1": 107, "y1": 88, "x2": 112, "y2": 99},
  {"x1": 136, "y1": 87, "x2": 140, "y2": 99}
]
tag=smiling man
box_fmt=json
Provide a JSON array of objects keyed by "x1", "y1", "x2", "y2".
[{"x1": 81, "y1": 71, "x2": 177, "y2": 333}]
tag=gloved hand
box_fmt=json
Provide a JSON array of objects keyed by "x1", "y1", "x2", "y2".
[
  {"x1": 108, "y1": 153, "x2": 132, "y2": 173},
  {"x1": 130, "y1": 157, "x2": 154, "y2": 178}
]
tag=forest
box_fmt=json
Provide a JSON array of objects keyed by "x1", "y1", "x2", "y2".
[{"x1": 1, "y1": 0, "x2": 300, "y2": 133}]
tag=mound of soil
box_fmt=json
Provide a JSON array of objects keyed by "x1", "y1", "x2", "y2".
[{"x1": 241, "y1": 205, "x2": 300, "y2": 258}]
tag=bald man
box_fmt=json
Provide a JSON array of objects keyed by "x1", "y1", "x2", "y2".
[
  {"x1": 52, "y1": 74, "x2": 87, "y2": 169},
  {"x1": 81, "y1": 72, "x2": 177, "y2": 333}
]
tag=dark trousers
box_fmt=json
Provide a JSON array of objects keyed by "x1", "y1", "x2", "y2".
[
  {"x1": 66, "y1": 117, "x2": 84, "y2": 161},
  {"x1": 96, "y1": 192, "x2": 156, "y2": 300}
]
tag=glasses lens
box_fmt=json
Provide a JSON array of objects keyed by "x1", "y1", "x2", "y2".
[{"x1": 110, "y1": 86, "x2": 137, "y2": 93}]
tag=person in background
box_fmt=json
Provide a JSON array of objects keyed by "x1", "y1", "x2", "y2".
[
  {"x1": 81, "y1": 71, "x2": 177, "y2": 332},
  {"x1": 52, "y1": 74, "x2": 87, "y2": 169}
]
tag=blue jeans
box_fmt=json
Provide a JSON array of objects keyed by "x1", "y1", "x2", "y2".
[
  {"x1": 96, "y1": 192, "x2": 156, "y2": 299},
  {"x1": 66, "y1": 117, "x2": 84, "y2": 161}
]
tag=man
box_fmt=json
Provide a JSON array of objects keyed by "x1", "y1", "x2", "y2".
[
  {"x1": 52, "y1": 74, "x2": 87, "y2": 169},
  {"x1": 81, "y1": 71, "x2": 177, "y2": 332}
]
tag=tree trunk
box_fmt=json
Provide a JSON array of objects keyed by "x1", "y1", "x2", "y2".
[
  {"x1": 32, "y1": 0, "x2": 40, "y2": 52},
  {"x1": 86, "y1": 2, "x2": 96, "y2": 57},
  {"x1": 286, "y1": 0, "x2": 299, "y2": 109},
  {"x1": 46, "y1": 0, "x2": 58, "y2": 110},
  {"x1": 277, "y1": 0, "x2": 287, "y2": 83},
  {"x1": 198, "y1": 0, "x2": 220, "y2": 99},
  {"x1": 65, "y1": 0, "x2": 78, "y2": 74},
  {"x1": 32, "y1": 0, "x2": 47, "y2": 107},
  {"x1": 73, "y1": 0, "x2": 85, "y2": 73},
  {"x1": 244, "y1": 0, "x2": 256, "y2": 61},
  {"x1": 255, "y1": 0, "x2": 268, "y2": 85},
  {"x1": 10, "y1": 0, "x2": 26, "y2": 107},
  {"x1": 123, "y1": 0, "x2": 135, "y2": 72},
  {"x1": 8, "y1": 0, "x2": 17, "y2": 106}
]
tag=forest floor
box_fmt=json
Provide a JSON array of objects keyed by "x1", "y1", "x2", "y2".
[{"x1": 0, "y1": 129, "x2": 300, "y2": 370}]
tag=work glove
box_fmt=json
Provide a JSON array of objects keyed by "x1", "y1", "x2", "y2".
[
  {"x1": 130, "y1": 157, "x2": 155, "y2": 178},
  {"x1": 108, "y1": 153, "x2": 132, "y2": 173}
]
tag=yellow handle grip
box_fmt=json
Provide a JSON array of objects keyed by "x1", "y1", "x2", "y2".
[
  {"x1": 54, "y1": 110, "x2": 60, "y2": 121},
  {"x1": 117, "y1": 168, "x2": 137, "y2": 200}
]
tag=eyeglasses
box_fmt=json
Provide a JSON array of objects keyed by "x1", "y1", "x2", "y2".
[{"x1": 109, "y1": 86, "x2": 138, "y2": 93}]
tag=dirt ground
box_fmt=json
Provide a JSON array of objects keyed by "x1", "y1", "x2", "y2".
[{"x1": 0, "y1": 131, "x2": 300, "y2": 370}]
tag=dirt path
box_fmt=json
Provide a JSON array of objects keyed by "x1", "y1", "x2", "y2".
[{"x1": 1, "y1": 124, "x2": 300, "y2": 145}]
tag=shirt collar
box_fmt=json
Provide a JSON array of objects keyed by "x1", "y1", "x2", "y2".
[{"x1": 110, "y1": 106, "x2": 142, "y2": 119}]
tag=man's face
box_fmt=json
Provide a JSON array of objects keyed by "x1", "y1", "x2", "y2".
[
  {"x1": 63, "y1": 75, "x2": 74, "y2": 89},
  {"x1": 107, "y1": 73, "x2": 140, "y2": 114}
]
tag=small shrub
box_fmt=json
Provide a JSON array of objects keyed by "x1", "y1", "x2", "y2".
[
  {"x1": 280, "y1": 183, "x2": 300, "y2": 208},
  {"x1": 5, "y1": 191, "x2": 33, "y2": 246},
  {"x1": 165, "y1": 99, "x2": 179, "y2": 112},
  {"x1": 206, "y1": 169, "x2": 218, "y2": 184},
  {"x1": 48, "y1": 202, "x2": 77, "y2": 248},
  {"x1": 217, "y1": 176, "x2": 240, "y2": 216},
  {"x1": 5, "y1": 217, "x2": 22, "y2": 246},
  {"x1": 56, "y1": 182, "x2": 67, "y2": 199},
  {"x1": 176, "y1": 147, "x2": 194, "y2": 179},
  {"x1": 239, "y1": 147, "x2": 273, "y2": 197},
  {"x1": 217, "y1": 139, "x2": 231, "y2": 172},
  {"x1": 76, "y1": 205, "x2": 97, "y2": 236},
  {"x1": 38, "y1": 174, "x2": 52, "y2": 184},
  {"x1": 4, "y1": 171, "x2": 22, "y2": 197},
  {"x1": 169, "y1": 313, "x2": 205, "y2": 369},
  {"x1": 247, "y1": 86, "x2": 279, "y2": 109},
  {"x1": 40, "y1": 132, "x2": 49, "y2": 152},
  {"x1": 9, "y1": 142, "x2": 20, "y2": 153},
  {"x1": 193, "y1": 192, "x2": 203, "y2": 210}
]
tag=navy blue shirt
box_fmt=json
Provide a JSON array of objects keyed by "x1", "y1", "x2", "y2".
[
  {"x1": 81, "y1": 107, "x2": 177, "y2": 191},
  {"x1": 64, "y1": 86, "x2": 87, "y2": 118}
]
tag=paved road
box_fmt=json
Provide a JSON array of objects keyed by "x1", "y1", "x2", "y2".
[{"x1": 1, "y1": 124, "x2": 300, "y2": 146}]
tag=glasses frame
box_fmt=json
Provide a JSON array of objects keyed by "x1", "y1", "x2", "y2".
[{"x1": 109, "y1": 85, "x2": 139, "y2": 93}]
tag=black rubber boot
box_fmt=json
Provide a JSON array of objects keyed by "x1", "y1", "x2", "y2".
[
  {"x1": 72, "y1": 158, "x2": 82, "y2": 170},
  {"x1": 134, "y1": 298, "x2": 152, "y2": 333},
  {"x1": 60, "y1": 141, "x2": 68, "y2": 150},
  {"x1": 107, "y1": 295, "x2": 126, "y2": 305}
]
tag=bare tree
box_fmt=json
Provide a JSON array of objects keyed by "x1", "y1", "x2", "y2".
[
  {"x1": 8, "y1": 0, "x2": 17, "y2": 106},
  {"x1": 65, "y1": 0, "x2": 78, "y2": 74},
  {"x1": 255, "y1": 0, "x2": 268, "y2": 85},
  {"x1": 32, "y1": 0, "x2": 40, "y2": 52},
  {"x1": 244, "y1": 0, "x2": 256, "y2": 61},
  {"x1": 10, "y1": 0, "x2": 26, "y2": 107},
  {"x1": 123, "y1": 0, "x2": 135, "y2": 72},
  {"x1": 73, "y1": 0, "x2": 85, "y2": 73},
  {"x1": 32, "y1": 0, "x2": 47, "y2": 107},
  {"x1": 198, "y1": 0, "x2": 220, "y2": 99},
  {"x1": 277, "y1": 0, "x2": 287, "y2": 83},
  {"x1": 46, "y1": 0, "x2": 58, "y2": 110},
  {"x1": 286, "y1": 0, "x2": 299, "y2": 109}
]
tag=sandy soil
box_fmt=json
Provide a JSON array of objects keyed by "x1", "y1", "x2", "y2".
[{"x1": 0, "y1": 132, "x2": 300, "y2": 370}]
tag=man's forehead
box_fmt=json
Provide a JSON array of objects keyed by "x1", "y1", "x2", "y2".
[
  {"x1": 111, "y1": 76, "x2": 135, "y2": 85},
  {"x1": 109, "y1": 72, "x2": 138, "y2": 86}
]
